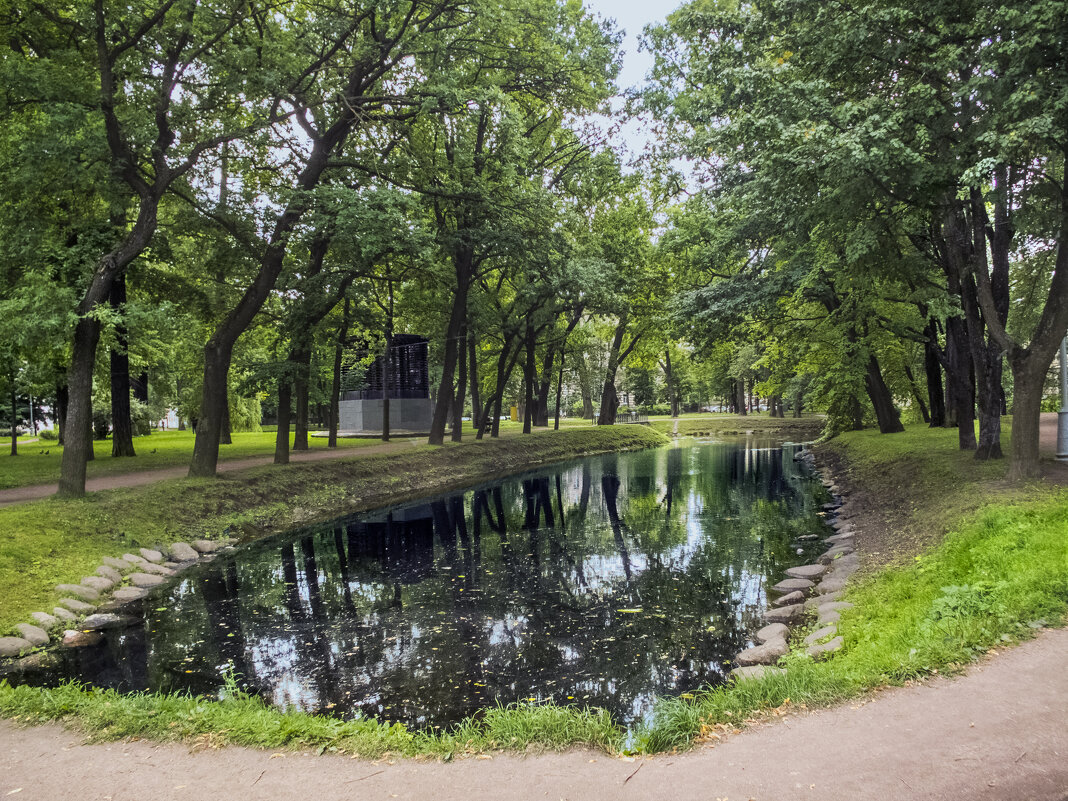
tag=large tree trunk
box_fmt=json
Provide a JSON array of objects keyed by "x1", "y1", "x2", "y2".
[
  {"x1": 190, "y1": 337, "x2": 234, "y2": 477},
  {"x1": 735, "y1": 379, "x2": 747, "y2": 416},
  {"x1": 274, "y1": 378, "x2": 291, "y2": 465},
  {"x1": 109, "y1": 274, "x2": 136, "y2": 457},
  {"x1": 864, "y1": 354, "x2": 905, "y2": 433},
  {"x1": 1007, "y1": 360, "x2": 1044, "y2": 480},
  {"x1": 576, "y1": 351, "x2": 594, "y2": 419},
  {"x1": 59, "y1": 203, "x2": 159, "y2": 495},
  {"x1": 220, "y1": 396, "x2": 232, "y2": 445},
  {"x1": 58, "y1": 316, "x2": 102, "y2": 495}
]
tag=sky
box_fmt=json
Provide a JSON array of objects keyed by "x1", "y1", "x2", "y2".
[
  {"x1": 581, "y1": 0, "x2": 675, "y2": 92},
  {"x1": 579, "y1": 0, "x2": 684, "y2": 160}
]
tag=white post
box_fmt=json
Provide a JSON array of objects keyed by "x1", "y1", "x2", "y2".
[{"x1": 1057, "y1": 336, "x2": 1068, "y2": 461}]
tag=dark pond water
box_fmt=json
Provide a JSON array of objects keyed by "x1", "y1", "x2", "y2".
[{"x1": 21, "y1": 438, "x2": 830, "y2": 730}]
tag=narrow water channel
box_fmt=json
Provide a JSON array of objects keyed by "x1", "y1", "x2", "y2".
[{"x1": 24, "y1": 437, "x2": 829, "y2": 730}]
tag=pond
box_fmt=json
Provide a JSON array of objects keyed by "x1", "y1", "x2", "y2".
[{"x1": 21, "y1": 437, "x2": 829, "y2": 730}]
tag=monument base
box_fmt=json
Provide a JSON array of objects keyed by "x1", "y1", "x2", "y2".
[{"x1": 338, "y1": 398, "x2": 433, "y2": 434}]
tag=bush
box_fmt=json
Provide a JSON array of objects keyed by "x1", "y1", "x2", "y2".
[{"x1": 38, "y1": 429, "x2": 58, "y2": 441}]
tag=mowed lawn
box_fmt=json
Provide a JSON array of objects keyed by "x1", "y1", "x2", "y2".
[
  {"x1": 0, "y1": 429, "x2": 379, "y2": 490},
  {"x1": 0, "y1": 418, "x2": 598, "y2": 491}
]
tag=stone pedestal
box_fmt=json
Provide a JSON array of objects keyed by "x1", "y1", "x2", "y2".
[{"x1": 338, "y1": 398, "x2": 433, "y2": 433}]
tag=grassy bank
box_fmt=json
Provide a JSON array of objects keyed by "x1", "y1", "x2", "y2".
[
  {"x1": 0, "y1": 425, "x2": 665, "y2": 632},
  {"x1": 2, "y1": 422, "x2": 1064, "y2": 760},
  {"x1": 635, "y1": 422, "x2": 1068, "y2": 751},
  {"x1": 649, "y1": 413, "x2": 824, "y2": 439},
  {"x1": 0, "y1": 420, "x2": 598, "y2": 491}
]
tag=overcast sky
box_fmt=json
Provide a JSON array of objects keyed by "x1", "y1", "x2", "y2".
[
  {"x1": 582, "y1": 0, "x2": 676, "y2": 92},
  {"x1": 580, "y1": 0, "x2": 684, "y2": 160}
]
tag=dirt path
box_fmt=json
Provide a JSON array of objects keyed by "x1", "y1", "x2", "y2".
[
  {"x1": 2, "y1": 627, "x2": 1066, "y2": 801},
  {"x1": 0, "y1": 438, "x2": 426, "y2": 507}
]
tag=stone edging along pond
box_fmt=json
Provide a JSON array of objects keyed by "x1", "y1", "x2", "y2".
[
  {"x1": 0, "y1": 540, "x2": 235, "y2": 662},
  {"x1": 729, "y1": 446, "x2": 860, "y2": 681}
]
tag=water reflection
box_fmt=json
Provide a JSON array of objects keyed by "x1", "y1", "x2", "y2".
[{"x1": 29, "y1": 438, "x2": 829, "y2": 729}]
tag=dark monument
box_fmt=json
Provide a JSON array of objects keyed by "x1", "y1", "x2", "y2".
[{"x1": 338, "y1": 335, "x2": 433, "y2": 432}]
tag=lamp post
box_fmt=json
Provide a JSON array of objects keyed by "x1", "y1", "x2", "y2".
[{"x1": 1058, "y1": 336, "x2": 1068, "y2": 462}]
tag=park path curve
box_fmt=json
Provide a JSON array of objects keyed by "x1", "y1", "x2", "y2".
[
  {"x1": 0, "y1": 438, "x2": 424, "y2": 508},
  {"x1": 1, "y1": 626, "x2": 1066, "y2": 801}
]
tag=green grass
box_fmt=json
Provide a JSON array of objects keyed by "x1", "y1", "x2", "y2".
[
  {"x1": 648, "y1": 412, "x2": 825, "y2": 439},
  {"x1": 0, "y1": 683, "x2": 622, "y2": 758},
  {"x1": 0, "y1": 421, "x2": 599, "y2": 491},
  {"x1": 636, "y1": 490, "x2": 1068, "y2": 752},
  {"x1": 2, "y1": 421, "x2": 1065, "y2": 760},
  {"x1": 0, "y1": 430, "x2": 379, "y2": 491},
  {"x1": 0, "y1": 425, "x2": 667, "y2": 633}
]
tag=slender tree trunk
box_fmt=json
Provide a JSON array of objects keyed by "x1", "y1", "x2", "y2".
[
  {"x1": 56, "y1": 383, "x2": 68, "y2": 446},
  {"x1": 274, "y1": 378, "x2": 291, "y2": 465},
  {"x1": 663, "y1": 349, "x2": 678, "y2": 417},
  {"x1": 109, "y1": 274, "x2": 136, "y2": 457},
  {"x1": 793, "y1": 391, "x2": 803, "y2": 418},
  {"x1": 478, "y1": 337, "x2": 520, "y2": 440},
  {"x1": 468, "y1": 331, "x2": 481, "y2": 430},
  {"x1": 972, "y1": 186, "x2": 1012, "y2": 460},
  {"x1": 904, "y1": 365, "x2": 931, "y2": 424},
  {"x1": 452, "y1": 326, "x2": 467, "y2": 442},
  {"x1": 9, "y1": 381, "x2": 16, "y2": 456},
  {"x1": 924, "y1": 323, "x2": 947, "y2": 427},
  {"x1": 597, "y1": 319, "x2": 628, "y2": 426},
  {"x1": 554, "y1": 346, "x2": 565, "y2": 430},
  {"x1": 940, "y1": 207, "x2": 978, "y2": 449},
  {"x1": 328, "y1": 300, "x2": 349, "y2": 448},
  {"x1": 293, "y1": 348, "x2": 310, "y2": 450},
  {"x1": 522, "y1": 326, "x2": 535, "y2": 434},
  {"x1": 429, "y1": 258, "x2": 470, "y2": 446}
]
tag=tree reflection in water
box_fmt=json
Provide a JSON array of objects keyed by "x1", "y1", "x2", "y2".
[{"x1": 41, "y1": 438, "x2": 830, "y2": 730}]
